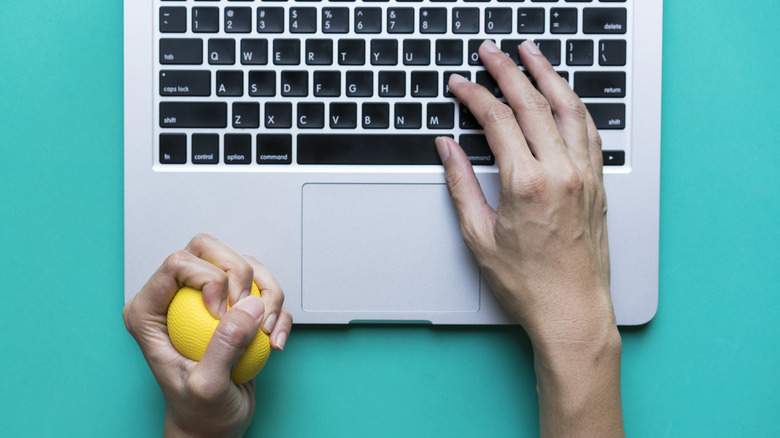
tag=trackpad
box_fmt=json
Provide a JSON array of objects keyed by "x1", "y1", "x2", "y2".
[{"x1": 302, "y1": 183, "x2": 480, "y2": 313}]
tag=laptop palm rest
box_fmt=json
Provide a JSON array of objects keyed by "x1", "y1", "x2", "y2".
[{"x1": 301, "y1": 183, "x2": 480, "y2": 314}]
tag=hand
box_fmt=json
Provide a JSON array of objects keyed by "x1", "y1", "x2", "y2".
[
  {"x1": 123, "y1": 234, "x2": 293, "y2": 437},
  {"x1": 436, "y1": 40, "x2": 623, "y2": 436}
]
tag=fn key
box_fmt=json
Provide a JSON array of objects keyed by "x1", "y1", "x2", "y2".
[{"x1": 160, "y1": 134, "x2": 187, "y2": 164}]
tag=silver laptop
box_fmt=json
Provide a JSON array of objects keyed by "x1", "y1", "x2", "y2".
[{"x1": 125, "y1": 0, "x2": 662, "y2": 325}]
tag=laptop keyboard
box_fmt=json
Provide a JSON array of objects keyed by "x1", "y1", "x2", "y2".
[{"x1": 156, "y1": 0, "x2": 631, "y2": 168}]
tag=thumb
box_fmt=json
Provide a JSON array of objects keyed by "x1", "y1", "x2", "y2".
[
  {"x1": 435, "y1": 136, "x2": 496, "y2": 248},
  {"x1": 195, "y1": 295, "x2": 265, "y2": 385}
]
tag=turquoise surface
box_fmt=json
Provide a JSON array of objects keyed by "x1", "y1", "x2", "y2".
[{"x1": 1, "y1": 1, "x2": 778, "y2": 436}]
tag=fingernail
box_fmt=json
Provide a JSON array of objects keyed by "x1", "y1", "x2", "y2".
[
  {"x1": 481, "y1": 39, "x2": 501, "y2": 53},
  {"x1": 233, "y1": 295, "x2": 264, "y2": 323},
  {"x1": 275, "y1": 331, "x2": 288, "y2": 351},
  {"x1": 435, "y1": 137, "x2": 451, "y2": 163},
  {"x1": 262, "y1": 313, "x2": 278, "y2": 334},
  {"x1": 219, "y1": 299, "x2": 228, "y2": 319},
  {"x1": 523, "y1": 40, "x2": 542, "y2": 56},
  {"x1": 448, "y1": 73, "x2": 468, "y2": 85}
]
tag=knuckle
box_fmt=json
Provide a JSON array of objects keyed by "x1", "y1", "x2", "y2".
[
  {"x1": 187, "y1": 233, "x2": 218, "y2": 252},
  {"x1": 561, "y1": 167, "x2": 584, "y2": 193},
  {"x1": 555, "y1": 97, "x2": 587, "y2": 120},
  {"x1": 519, "y1": 92, "x2": 551, "y2": 115},
  {"x1": 589, "y1": 128, "x2": 603, "y2": 150},
  {"x1": 483, "y1": 101, "x2": 516, "y2": 125},
  {"x1": 186, "y1": 372, "x2": 223, "y2": 403},
  {"x1": 162, "y1": 250, "x2": 191, "y2": 273}
]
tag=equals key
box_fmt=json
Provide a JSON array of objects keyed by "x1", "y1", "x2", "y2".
[{"x1": 160, "y1": 70, "x2": 211, "y2": 96}]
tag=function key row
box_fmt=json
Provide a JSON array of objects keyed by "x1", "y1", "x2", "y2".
[
  {"x1": 161, "y1": 6, "x2": 626, "y2": 34},
  {"x1": 160, "y1": 38, "x2": 626, "y2": 67}
]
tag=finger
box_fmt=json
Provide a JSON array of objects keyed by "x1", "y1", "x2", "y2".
[
  {"x1": 269, "y1": 308, "x2": 293, "y2": 351},
  {"x1": 194, "y1": 295, "x2": 265, "y2": 391},
  {"x1": 478, "y1": 39, "x2": 567, "y2": 162},
  {"x1": 435, "y1": 136, "x2": 497, "y2": 252},
  {"x1": 519, "y1": 40, "x2": 590, "y2": 169},
  {"x1": 243, "y1": 255, "x2": 286, "y2": 335},
  {"x1": 585, "y1": 110, "x2": 605, "y2": 182},
  {"x1": 130, "y1": 250, "x2": 229, "y2": 321},
  {"x1": 447, "y1": 73, "x2": 532, "y2": 177},
  {"x1": 185, "y1": 233, "x2": 254, "y2": 308}
]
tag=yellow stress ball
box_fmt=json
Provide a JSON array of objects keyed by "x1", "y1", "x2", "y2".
[{"x1": 167, "y1": 282, "x2": 271, "y2": 384}]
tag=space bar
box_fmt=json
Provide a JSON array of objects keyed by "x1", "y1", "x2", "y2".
[{"x1": 297, "y1": 134, "x2": 448, "y2": 165}]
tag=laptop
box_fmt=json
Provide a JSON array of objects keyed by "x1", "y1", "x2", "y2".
[{"x1": 125, "y1": 0, "x2": 662, "y2": 325}]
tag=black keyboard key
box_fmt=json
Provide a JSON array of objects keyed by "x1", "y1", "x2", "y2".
[
  {"x1": 224, "y1": 134, "x2": 251, "y2": 164},
  {"x1": 160, "y1": 134, "x2": 187, "y2": 164},
  {"x1": 160, "y1": 70, "x2": 210, "y2": 96},
  {"x1": 476, "y1": 70, "x2": 502, "y2": 97},
  {"x1": 443, "y1": 71, "x2": 470, "y2": 97},
  {"x1": 378, "y1": 71, "x2": 406, "y2": 97},
  {"x1": 427, "y1": 103, "x2": 455, "y2": 129},
  {"x1": 436, "y1": 39, "x2": 463, "y2": 65},
  {"x1": 584, "y1": 8, "x2": 627, "y2": 34},
  {"x1": 192, "y1": 134, "x2": 219, "y2": 164},
  {"x1": 535, "y1": 39, "x2": 561, "y2": 66},
  {"x1": 297, "y1": 134, "x2": 449, "y2": 165},
  {"x1": 232, "y1": 102, "x2": 260, "y2": 128},
  {"x1": 290, "y1": 7, "x2": 317, "y2": 33},
  {"x1": 265, "y1": 102, "x2": 292, "y2": 128},
  {"x1": 257, "y1": 7, "x2": 284, "y2": 33},
  {"x1": 370, "y1": 39, "x2": 398, "y2": 65},
  {"x1": 338, "y1": 39, "x2": 366, "y2": 65},
  {"x1": 411, "y1": 71, "x2": 438, "y2": 97},
  {"x1": 388, "y1": 8, "x2": 415, "y2": 34},
  {"x1": 420, "y1": 8, "x2": 447, "y2": 33},
  {"x1": 160, "y1": 7, "x2": 187, "y2": 33},
  {"x1": 355, "y1": 7, "x2": 382, "y2": 33},
  {"x1": 249, "y1": 70, "x2": 275, "y2": 96},
  {"x1": 257, "y1": 134, "x2": 292, "y2": 164},
  {"x1": 306, "y1": 39, "x2": 333, "y2": 65},
  {"x1": 458, "y1": 135, "x2": 495, "y2": 165},
  {"x1": 500, "y1": 39, "x2": 526, "y2": 65},
  {"x1": 208, "y1": 39, "x2": 236, "y2": 65},
  {"x1": 599, "y1": 40, "x2": 627, "y2": 66},
  {"x1": 550, "y1": 8, "x2": 577, "y2": 34},
  {"x1": 602, "y1": 150, "x2": 625, "y2": 166},
  {"x1": 297, "y1": 102, "x2": 325, "y2": 128},
  {"x1": 192, "y1": 7, "x2": 219, "y2": 33},
  {"x1": 281, "y1": 70, "x2": 308, "y2": 96},
  {"x1": 346, "y1": 71, "x2": 373, "y2": 97},
  {"x1": 485, "y1": 8, "x2": 512, "y2": 34},
  {"x1": 574, "y1": 72, "x2": 626, "y2": 97},
  {"x1": 329, "y1": 103, "x2": 358, "y2": 128},
  {"x1": 314, "y1": 71, "x2": 341, "y2": 97},
  {"x1": 459, "y1": 104, "x2": 480, "y2": 129},
  {"x1": 362, "y1": 103, "x2": 390, "y2": 129},
  {"x1": 160, "y1": 39, "x2": 203, "y2": 65},
  {"x1": 394, "y1": 103, "x2": 422, "y2": 129},
  {"x1": 273, "y1": 39, "x2": 301, "y2": 65},
  {"x1": 322, "y1": 7, "x2": 349, "y2": 33},
  {"x1": 160, "y1": 102, "x2": 227, "y2": 128},
  {"x1": 225, "y1": 7, "x2": 252, "y2": 33},
  {"x1": 240, "y1": 39, "x2": 268, "y2": 65},
  {"x1": 585, "y1": 103, "x2": 625, "y2": 129},
  {"x1": 468, "y1": 39, "x2": 489, "y2": 65},
  {"x1": 403, "y1": 39, "x2": 431, "y2": 65},
  {"x1": 566, "y1": 39, "x2": 594, "y2": 66},
  {"x1": 452, "y1": 8, "x2": 479, "y2": 34},
  {"x1": 517, "y1": 8, "x2": 544, "y2": 34},
  {"x1": 216, "y1": 71, "x2": 243, "y2": 96}
]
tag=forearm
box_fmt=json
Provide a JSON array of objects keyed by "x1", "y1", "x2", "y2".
[{"x1": 533, "y1": 325, "x2": 624, "y2": 438}]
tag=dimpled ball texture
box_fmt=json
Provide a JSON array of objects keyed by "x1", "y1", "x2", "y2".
[{"x1": 167, "y1": 282, "x2": 271, "y2": 384}]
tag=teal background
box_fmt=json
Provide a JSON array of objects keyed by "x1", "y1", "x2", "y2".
[{"x1": 1, "y1": 1, "x2": 779, "y2": 436}]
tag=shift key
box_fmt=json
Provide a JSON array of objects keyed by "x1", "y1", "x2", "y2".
[{"x1": 160, "y1": 102, "x2": 227, "y2": 128}]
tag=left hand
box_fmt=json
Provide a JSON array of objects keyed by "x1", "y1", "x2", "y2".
[{"x1": 123, "y1": 234, "x2": 293, "y2": 437}]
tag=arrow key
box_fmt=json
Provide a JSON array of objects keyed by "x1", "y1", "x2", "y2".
[{"x1": 602, "y1": 150, "x2": 625, "y2": 166}]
